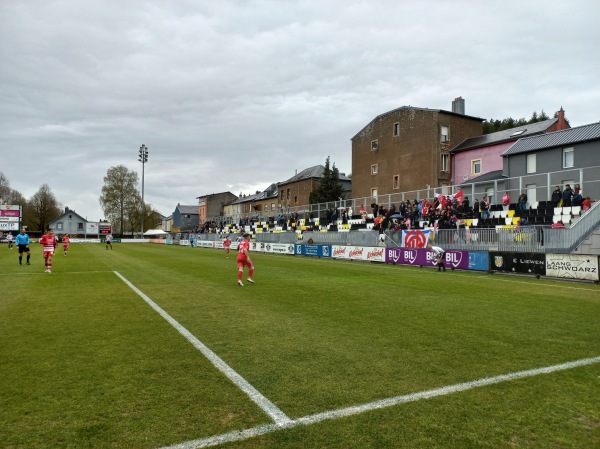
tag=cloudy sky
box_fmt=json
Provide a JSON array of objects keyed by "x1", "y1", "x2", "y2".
[{"x1": 1, "y1": 0, "x2": 599, "y2": 222}]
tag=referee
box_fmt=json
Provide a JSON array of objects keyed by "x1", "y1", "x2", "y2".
[{"x1": 15, "y1": 228, "x2": 31, "y2": 265}]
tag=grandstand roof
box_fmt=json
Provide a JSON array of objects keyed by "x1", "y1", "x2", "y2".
[{"x1": 503, "y1": 122, "x2": 600, "y2": 157}]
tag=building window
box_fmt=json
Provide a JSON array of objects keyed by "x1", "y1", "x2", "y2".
[
  {"x1": 441, "y1": 126, "x2": 449, "y2": 143},
  {"x1": 271, "y1": 203, "x2": 275, "y2": 210},
  {"x1": 471, "y1": 159, "x2": 482, "y2": 175},
  {"x1": 371, "y1": 140, "x2": 379, "y2": 151},
  {"x1": 294, "y1": 196, "x2": 297, "y2": 204},
  {"x1": 526, "y1": 153, "x2": 536, "y2": 174},
  {"x1": 280, "y1": 190, "x2": 284, "y2": 200},
  {"x1": 371, "y1": 164, "x2": 378, "y2": 175},
  {"x1": 441, "y1": 154, "x2": 449, "y2": 172},
  {"x1": 78, "y1": 223, "x2": 84, "y2": 230},
  {"x1": 57, "y1": 222, "x2": 63, "y2": 230},
  {"x1": 393, "y1": 123, "x2": 400, "y2": 136},
  {"x1": 393, "y1": 175, "x2": 399, "y2": 189},
  {"x1": 563, "y1": 147, "x2": 574, "y2": 168},
  {"x1": 287, "y1": 188, "x2": 291, "y2": 200},
  {"x1": 371, "y1": 188, "x2": 378, "y2": 199}
]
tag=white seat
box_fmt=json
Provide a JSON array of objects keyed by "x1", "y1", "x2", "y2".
[
  {"x1": 472, "y1": 219, "x2": 478, "y2": 227},
  {"x1": 571, "y1": 206, "x2": 581, "y2": 216},
  {"x1": 561, "y1": 215, "x2": 571, "y2": 224},
  {"x1": 553, "y1": 215, "x2": 562, "y2": 223},
  {"x1": 500, "y1": 211, "x2": 508, "y2": 218},
  {"x1": 554, "y1": 207, "x2": 562, "y2": 215},
  {"x1": 562, "y1": 207, "x2": 572, "y2": 215},
  {"x1": 531, "y1": 201, "x2": 539, "y2": 209},
  {"x1": 505, "y1": 217, "x2": 513, "y2": 225}
]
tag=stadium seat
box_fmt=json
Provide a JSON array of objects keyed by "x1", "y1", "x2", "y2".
[
  {"x1": 500, "y1": 211, "x2": 508, "y2": 218},
  {"x1": 531, "y1": 201, "x2": 539, "y2": 209},
  {"x1": 553, "y1": 215, "x2": 562, "y2": 223},
  {"x1": 562, "y1": 207, "x2": 572, "y2": 215},
  {"x1": 507, "y1": 210, "x2": 515, "y2": 217},
  {"x1": 512, "y1": 217, "x2": 520, "y2": 225},
  {"x1": 471, "y1": 219, "x2": 479, "y2": 227},
  {"x1": 554, "y1": 207, "x2": 562, "y2": 215},
  {"x1": 561, "y1": 215, "x2": 571, "y2": 225},
  {"x1": 571, "y1": 206, "x2": 581, "y2": 216},
  {"x1": 505, "y1": 217, "x2": 513, "y2": 225}
]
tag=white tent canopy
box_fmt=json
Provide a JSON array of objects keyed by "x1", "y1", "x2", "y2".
[{"x1": 143, "y1": 229, "x2": 169, "y2": 236}]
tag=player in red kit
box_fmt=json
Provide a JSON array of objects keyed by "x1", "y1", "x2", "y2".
[
  {"x1": 40, "y1": 229, "x2": 58, "y2": 273},
  {"x1": 236, "y1": 233, "x2": 254, "y2": 286},
  {"x1": 223, "y1": 235, "x2": 232, "y2": 258},
  {"x1": 62, "y1": 234, "x2": 70, "y2": 256}
]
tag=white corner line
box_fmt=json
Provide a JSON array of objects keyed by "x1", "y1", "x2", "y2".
[
  {"x1": 159, "y1": 355, "x2": 600, "y2": 449},
  {"x1": 113, "y1": 271, "x2": 292, "y2": 426}
]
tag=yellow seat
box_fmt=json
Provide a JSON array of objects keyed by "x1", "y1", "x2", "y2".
[
  {"x1": 512, "y1": 217, "x2": 520, "y2": 225},
  {"x1": 465, "y1": 219, "x2": 472, "y2": 226},
  {"x1": 508, "y1": 210, "x2": 515, "y2": 217}
]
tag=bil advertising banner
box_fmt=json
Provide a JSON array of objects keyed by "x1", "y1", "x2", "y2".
[
  {"x1": 385, "y1": 248, "x2": 469, "y2": 270},
  {"x1": 545, "y1": 254, "x2": 599, "y2": 281}
]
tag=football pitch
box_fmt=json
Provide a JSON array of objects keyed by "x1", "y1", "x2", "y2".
[{"x1": 1, "y1": 242, "x2": 599, "y2": 449}]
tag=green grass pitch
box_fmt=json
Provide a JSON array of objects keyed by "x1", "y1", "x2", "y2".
[{"x1": 1, "y1": 242, "x2": 599, "y2": 448}]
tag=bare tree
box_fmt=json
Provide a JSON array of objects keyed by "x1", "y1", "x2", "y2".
[
  {"x1": 29, "y1": 184, "x2": 62, "y2": 232},
  {"x1": 100, "y1": 165, "x2": 139, "y2": 236}
]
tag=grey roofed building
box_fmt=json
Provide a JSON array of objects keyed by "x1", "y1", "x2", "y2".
[
  {"x1": 502, "y1": 121, "x2": 600, "y2": 157},
  {"x1": 279, "y1": 164, "x2": 351, "y2": 184},
  {"x1": 172, "y1": 203, "x2": 199, "y2": 230},
  {"x1": 451, "y1": 118, "x2": 561, "y2": 153},
  {"x1": 460, "y1": 169, "x2": 505, "y2": 185}
]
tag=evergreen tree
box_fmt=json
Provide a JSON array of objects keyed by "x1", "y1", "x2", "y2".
[
  {"x1": 309, "y1": 156, "x2": 344, "y2": 204},
  {"x1": 483, "y1": 109, "x2": 556, "y2": 134}
]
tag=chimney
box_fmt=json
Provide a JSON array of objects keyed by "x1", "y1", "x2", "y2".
[
  {"x1": 452, "y1": 96, "x2": 465, "y2": 115},
  {"x1": 557, "y1": 107, "x2": 568, "y2": 130}
]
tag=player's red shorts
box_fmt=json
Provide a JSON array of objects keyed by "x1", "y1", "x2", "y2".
[
  {"x1": 43, "y1": 250, "x2": 54, "y2": 258},
  {"x1": 63, "y1": 244, "x2": 69, "y2": 249},
  {"x1": 237, "y1": 258, "x2": 252, "y2": 268}
]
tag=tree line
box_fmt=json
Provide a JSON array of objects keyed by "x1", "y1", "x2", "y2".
[
  {"x1": 0, "y1": 165, "x2": 160, "y2": 236},
  {"x1": 482, "y1": 110, "x2": 563, "y2": 134}
]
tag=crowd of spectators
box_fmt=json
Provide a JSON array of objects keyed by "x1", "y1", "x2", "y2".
[{"x1": 190, "y1": 184, "x2": 595, "y2": 235}]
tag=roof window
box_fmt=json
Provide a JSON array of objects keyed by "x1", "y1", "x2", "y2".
[{"x1": 510, "y1": 129, "x2": 526, "y2": 136}]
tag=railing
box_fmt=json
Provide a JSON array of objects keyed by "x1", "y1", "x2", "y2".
[
  {"x1": 206, "y1": 165, "x2": 600, "y2": 228},
  {"x1": 543, "y1": 200, "x2": 600, "y2": 253}
]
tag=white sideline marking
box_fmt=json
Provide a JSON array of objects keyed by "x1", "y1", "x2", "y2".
[
  {"x1": 160, "y1": 355, "x2": 600, "y2": 449},
  {"x1": 113, "y1": 271, "x2": 292, "y2": 426}
]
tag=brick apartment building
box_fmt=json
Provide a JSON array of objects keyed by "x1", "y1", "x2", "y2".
[{"x1": 351, "y1": 97, "x2": 484, "y2": 201}]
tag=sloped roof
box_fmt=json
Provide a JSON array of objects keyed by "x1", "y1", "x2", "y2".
[
  {"x1": 451, "y1": 118, "x2": 558, "y2": 153},
  {"x1": 352, "y1": 106, "x2": 484, "y2": 140},
  {"x1": 460, "y1": 169, "x2": 505, "y2": 185},
  {"x1": 280, "y1": 165, "x2": 351, "y2": 185},
  {"x1": 176, "y1": 205, "x2": 198, "y2": 214},
  {"x1": 503, "y1": 121, "x2": 600, "y2": 157}
]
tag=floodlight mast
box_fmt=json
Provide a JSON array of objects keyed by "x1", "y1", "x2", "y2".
[{"x1": 138, "y1": 144, "x2": 149, "y2": 237}]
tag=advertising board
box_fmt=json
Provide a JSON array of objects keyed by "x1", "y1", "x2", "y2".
[{"x1": 545, "y1": 254, "x2": 599, "y2": 281}]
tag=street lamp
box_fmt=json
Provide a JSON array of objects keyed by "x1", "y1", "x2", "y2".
[{"x1": 138, "y1": 144, "x2": 149, "y2": 237}]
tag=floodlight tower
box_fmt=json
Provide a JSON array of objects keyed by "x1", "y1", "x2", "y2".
[{"x1": 138, "y1": 144, "x2": 149, "y2": 237}]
